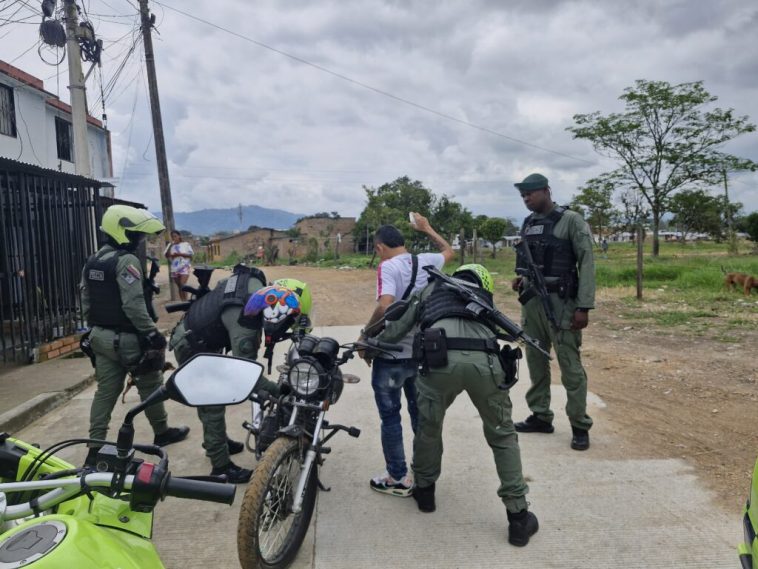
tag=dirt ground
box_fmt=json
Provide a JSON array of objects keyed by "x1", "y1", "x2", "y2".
[{"x1": 157, "y1": 264, "x2": 757, "y2": 516}]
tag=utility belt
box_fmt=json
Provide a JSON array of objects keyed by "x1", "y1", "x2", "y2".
[
  {"x1": 413, "y1": 328, "x2": 521, "y2": 389},
  {"x1": 518, "y1": 271, "x2": 578, "y2": 305}
]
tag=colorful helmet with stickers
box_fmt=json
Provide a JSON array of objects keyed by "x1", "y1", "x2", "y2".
[
  {"x1": 453, "y1": 264, "x2": 494, "y2": 294},
  {"x1": 244, "y1": 284, "x2": 302, "y2": 340},
  {"x1": 100, "y1": 205, "x2": 165, "y2": 246},
  {"x1": 272, "y1": 278, "x2": 312, "y2": 317}
]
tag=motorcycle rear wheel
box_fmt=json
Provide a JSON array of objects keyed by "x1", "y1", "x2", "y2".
[{"x1": 237, "y1": 437, "x2": 318, "y2": 569}]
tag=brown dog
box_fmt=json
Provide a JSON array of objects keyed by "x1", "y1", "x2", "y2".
[{"x1": 723, "y1": 270, "x2": 758, "y2": 296}]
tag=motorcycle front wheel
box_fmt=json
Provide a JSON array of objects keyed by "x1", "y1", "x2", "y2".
[{"x1": 237, "y1": 437, "x2": 318, "y2": 569}]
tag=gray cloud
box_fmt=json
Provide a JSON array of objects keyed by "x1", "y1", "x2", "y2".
[{"x1": 3, "y1": 0, "x2": 756, "y2": 218}]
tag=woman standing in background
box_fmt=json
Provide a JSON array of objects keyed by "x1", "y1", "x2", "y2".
[{"x1": 165, "y1": 230, "x2": 194, "y2": 300}]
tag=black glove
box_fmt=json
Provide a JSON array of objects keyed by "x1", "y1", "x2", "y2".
[{"x1": 145, "y1": 331, "x2": 167, "y2": 350}]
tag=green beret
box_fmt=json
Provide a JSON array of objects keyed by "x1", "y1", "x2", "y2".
[{"x1": 514, "y1": 173, "x2": 549, "y2": 192}]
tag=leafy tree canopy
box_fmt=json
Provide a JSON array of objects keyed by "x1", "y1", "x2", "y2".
[{"x1": 568, "y1": 79, "x2": 756, "y2": 255}]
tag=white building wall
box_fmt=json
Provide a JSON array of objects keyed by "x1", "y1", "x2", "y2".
[{"x1": 0, "y1": 75, "x2": 111, "y2": 178}]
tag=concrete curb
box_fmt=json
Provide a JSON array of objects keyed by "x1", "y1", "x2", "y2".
[{"x1": 0, "y1": 374, "x2": 95, "y2": 434}]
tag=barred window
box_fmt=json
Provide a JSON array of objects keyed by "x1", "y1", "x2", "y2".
[
  {"x1": 55, "y1": 116, "x2": 73, "y2": 162},
  {"x1": 0, "y1": 84, "x2": 17, "y2": 137}
]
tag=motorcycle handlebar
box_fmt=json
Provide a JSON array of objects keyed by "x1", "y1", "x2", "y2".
[{"x1": 164, "y1": 475, "x2": 236, "y2": 505}]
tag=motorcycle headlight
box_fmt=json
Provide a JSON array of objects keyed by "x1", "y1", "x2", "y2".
[{"x1": 287, "y1": 359, "x2": 325, "y2": 398}]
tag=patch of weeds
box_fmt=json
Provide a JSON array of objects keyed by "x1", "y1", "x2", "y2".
[
  {"x1": 713, "y1": 333, "x2": 739, "y2": 343},
  {"x1": 726, "y1": 318, "x2": 753, "y2": 328}
]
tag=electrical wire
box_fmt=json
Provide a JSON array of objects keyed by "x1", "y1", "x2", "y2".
[
  {"x1": 14, "y1": 92, "x2": 43, "y2": 165},
  {"x1": 9, "y1": 38, "x2": 41, "y2": 63},
  {"x1": 151, "y1": 0, "x2": 594, "y2": 166}
]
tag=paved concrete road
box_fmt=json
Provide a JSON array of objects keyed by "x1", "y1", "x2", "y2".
[{"x1": 16, "y1": 325, "x2": 738, "y2": 568}]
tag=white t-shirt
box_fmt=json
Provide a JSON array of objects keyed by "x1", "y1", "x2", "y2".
[{"x1": 375, "y1": 252, "x2": 445, "y2": 359}]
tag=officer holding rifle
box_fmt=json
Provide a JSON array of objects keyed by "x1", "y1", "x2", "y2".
[
  {"x1": 376, "y1": 264, "x2": 540, "y2": 547},
  {"x1": 511, "y1": 173, "x2": 595, "y2": 451}
]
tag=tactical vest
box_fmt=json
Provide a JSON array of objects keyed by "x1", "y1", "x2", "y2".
[
  {"x1": 419, "y1": 282, "x2": 497, "y2": 333},
  {"x1": 184, "y1": 266, "x2": 266, "y2": 351},
  {"x1": 84, "y1": 247, "x2": 147, "y2": 332},
  {"x1": 515, "y1": 206, "x2": 577, "y2": 277}
]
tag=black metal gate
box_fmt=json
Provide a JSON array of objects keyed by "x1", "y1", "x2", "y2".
[{"x1": 0, "y1": 158, "x2": 103, "y2": 363}]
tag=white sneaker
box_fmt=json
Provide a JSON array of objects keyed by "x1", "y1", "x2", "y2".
[{"x1": 369, "y1": 471, "x2": 413, "y2": 497}]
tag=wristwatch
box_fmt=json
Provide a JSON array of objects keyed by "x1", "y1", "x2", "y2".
[{"x1": 575, "y1": 307, "x2": 590, "y2": 313}]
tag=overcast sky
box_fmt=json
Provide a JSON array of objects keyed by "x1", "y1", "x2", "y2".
[{"x1": 3, "y1": 0, "x2": 757, "y2": 220}]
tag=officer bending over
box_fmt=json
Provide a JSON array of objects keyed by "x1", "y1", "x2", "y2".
[
  {"x1": 376, "y1": 264, "x2": 539, "y2": 547},
  {"x1": 168, "y1": 268, "x2": 299, "y2": 483},
  {"x1": 82, "y1": 206, "x2": 189, "y2": 466}
]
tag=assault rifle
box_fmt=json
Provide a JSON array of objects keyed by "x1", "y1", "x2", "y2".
[
  {"x1": 515, "y1": 239, "x2": 559, "y2": 331},
  {"x1": 424, "y1": 266, "x2": 551, "y2": 359},
  {"x1": 144, "y1": 256, "x2": 161, "y2": 322}
]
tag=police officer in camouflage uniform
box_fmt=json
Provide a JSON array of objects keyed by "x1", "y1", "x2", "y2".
[
  {"x1": 168, "y1": 266, "x2": 291, "y2": 483},
  {"x1": 376, "y1": 264, "x2": 539, "y2": 547},
  {"x1": 511, "y1": 173, "x2": 595, "y2": 451},
  {"x1": 82, "y1": 205, "x2": 189, "y2": 466}
]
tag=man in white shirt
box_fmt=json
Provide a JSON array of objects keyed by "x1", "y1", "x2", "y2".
[{"x1": 360, "y1": 214, "x2": 454, "y2": 496}]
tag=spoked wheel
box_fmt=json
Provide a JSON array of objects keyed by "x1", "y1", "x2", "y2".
[{"x1": 237, "y1": 437, "x2": 318, "y2": 569}]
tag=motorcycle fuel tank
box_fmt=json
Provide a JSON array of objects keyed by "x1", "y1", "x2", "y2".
[{"x1": 0, "y1": 515, "x2": 163, "y2": 569}]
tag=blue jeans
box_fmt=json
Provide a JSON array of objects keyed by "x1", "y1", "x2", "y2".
[{"x1": 371, "y1": 358, "x2": 419, "y2": 481}]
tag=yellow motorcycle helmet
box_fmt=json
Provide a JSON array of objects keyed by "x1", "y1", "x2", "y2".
[{"x1": 100, "y1": 205, "x2": 165, "y2": 245}]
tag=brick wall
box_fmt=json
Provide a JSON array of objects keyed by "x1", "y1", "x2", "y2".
[{"x1": 37, "y1": 334, "x2": 83, "y2": 362}]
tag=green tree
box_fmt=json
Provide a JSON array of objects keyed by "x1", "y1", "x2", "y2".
[
  {"x1": 669, "y1": 189, "x2": 722, "y2": 240},
  {"x1": 431, "y1": 195, "x2": 474, "y2": 244},
  {"x1": 353, "y1": 176, "x2": 435, "y2": 251},
  {"x1": 570, "y1": 174, "x2": 619, "y2": 242},
  {"x1": 478, "y1": 217, "x2": 509, "y2": 258},
  {"x1": 568, "y1": 80, "x2": 756, "y2": 256},
  {"x1": 737, "y1": 211, "x2": 758, "y2": 242}
]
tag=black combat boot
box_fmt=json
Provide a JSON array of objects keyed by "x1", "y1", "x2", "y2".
[
  {"x1": 153, "y1": 425, "x2": 190, "y2": 447},
  {"x1": 514, "y1": 415, "x2": 554, "y2": 434},
  {"x1": 211, "y1": 461, "x2": 253, "y2": 484},
  {"x1": 507, "y1": 509, "x2": 539, "y2": 546},
  {"x1": 412, "y1": 482, "x2": 436, "y2": 513},
  {"x1": 227, "y1": 438, "x2": 244, "y2": 455},
  {"x1": 570, "y1": 426, "x2": 590, "y2": 451}
]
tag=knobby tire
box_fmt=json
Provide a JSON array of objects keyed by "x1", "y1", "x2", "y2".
[{"x1": 237, "y1": 437, "x2": 318, "y2": 569}]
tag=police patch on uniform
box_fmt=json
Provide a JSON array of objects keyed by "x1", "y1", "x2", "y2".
[
  {"x1": 525, "y1": 225, "x2": 545, "y2": 235},
  {"x1": 88, "y1": 269, "x2": 105, "y2": 281},
  {"x1": 120, "y1": 270, "x2": 137, "y2": 285}
]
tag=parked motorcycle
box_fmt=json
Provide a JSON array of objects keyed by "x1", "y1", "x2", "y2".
[
  {"x1": 739, "y1": 456, "x2": 758, "y2": 568},
  {"x1": 0, "y1": 353, "x2": 264, "y2": 568},
  {"x1": 236, "y1": 333, "x2": 398, "y2": 569}
]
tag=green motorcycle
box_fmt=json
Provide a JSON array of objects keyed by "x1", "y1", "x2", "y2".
[
  {"x1": 739, "y1": 457, "x2": 758, "y2": 569},
  {"x1": 0, "y1": 353, "x2": 264, "y2": 569}
]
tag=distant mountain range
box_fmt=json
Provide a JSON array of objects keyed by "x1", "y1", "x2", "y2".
[{"x1": 154, "y1": 205, "x2": 305, "y2": 236}]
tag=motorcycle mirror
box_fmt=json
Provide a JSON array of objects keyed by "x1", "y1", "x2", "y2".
[
  {"x1": 384, "y1": 300, "x2": 410, "y2": 322},
  {"x1": 166, "y1": 354, "x2": 264, "y2": 407}
]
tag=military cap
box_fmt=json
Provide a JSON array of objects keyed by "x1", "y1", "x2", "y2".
[{"x1": 514, "y1": 173, "x2": 549, "y2": 192}]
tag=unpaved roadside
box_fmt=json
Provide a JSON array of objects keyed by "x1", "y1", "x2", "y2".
[{"x1": 156, "y1": 264, "x2": 757, "y2": 515}]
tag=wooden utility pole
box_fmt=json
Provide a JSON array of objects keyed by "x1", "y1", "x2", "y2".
[
  {"x1": 138, "y1": 0, "x2": 176, "y2": 298},
  {"x1": 636, "y1": 224, "x2": 644, "y2": 300},
  {"x1": 63, "y1": 0, "x2": 91, "y2": 176}
]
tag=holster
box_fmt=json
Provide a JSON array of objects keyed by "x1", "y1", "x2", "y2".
[
  {"x1": 414, "y1": 328, "x2": 449, "y2": 372},
  {"x1": 557, "y1": 271, "x2": 579, "y2": 300},
  {"x1": 79, "y1": 330, "x2": 96, "y2": 368},
  {"x1": 498, "y1": 345, "x2": 522, "y2": 390}
]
